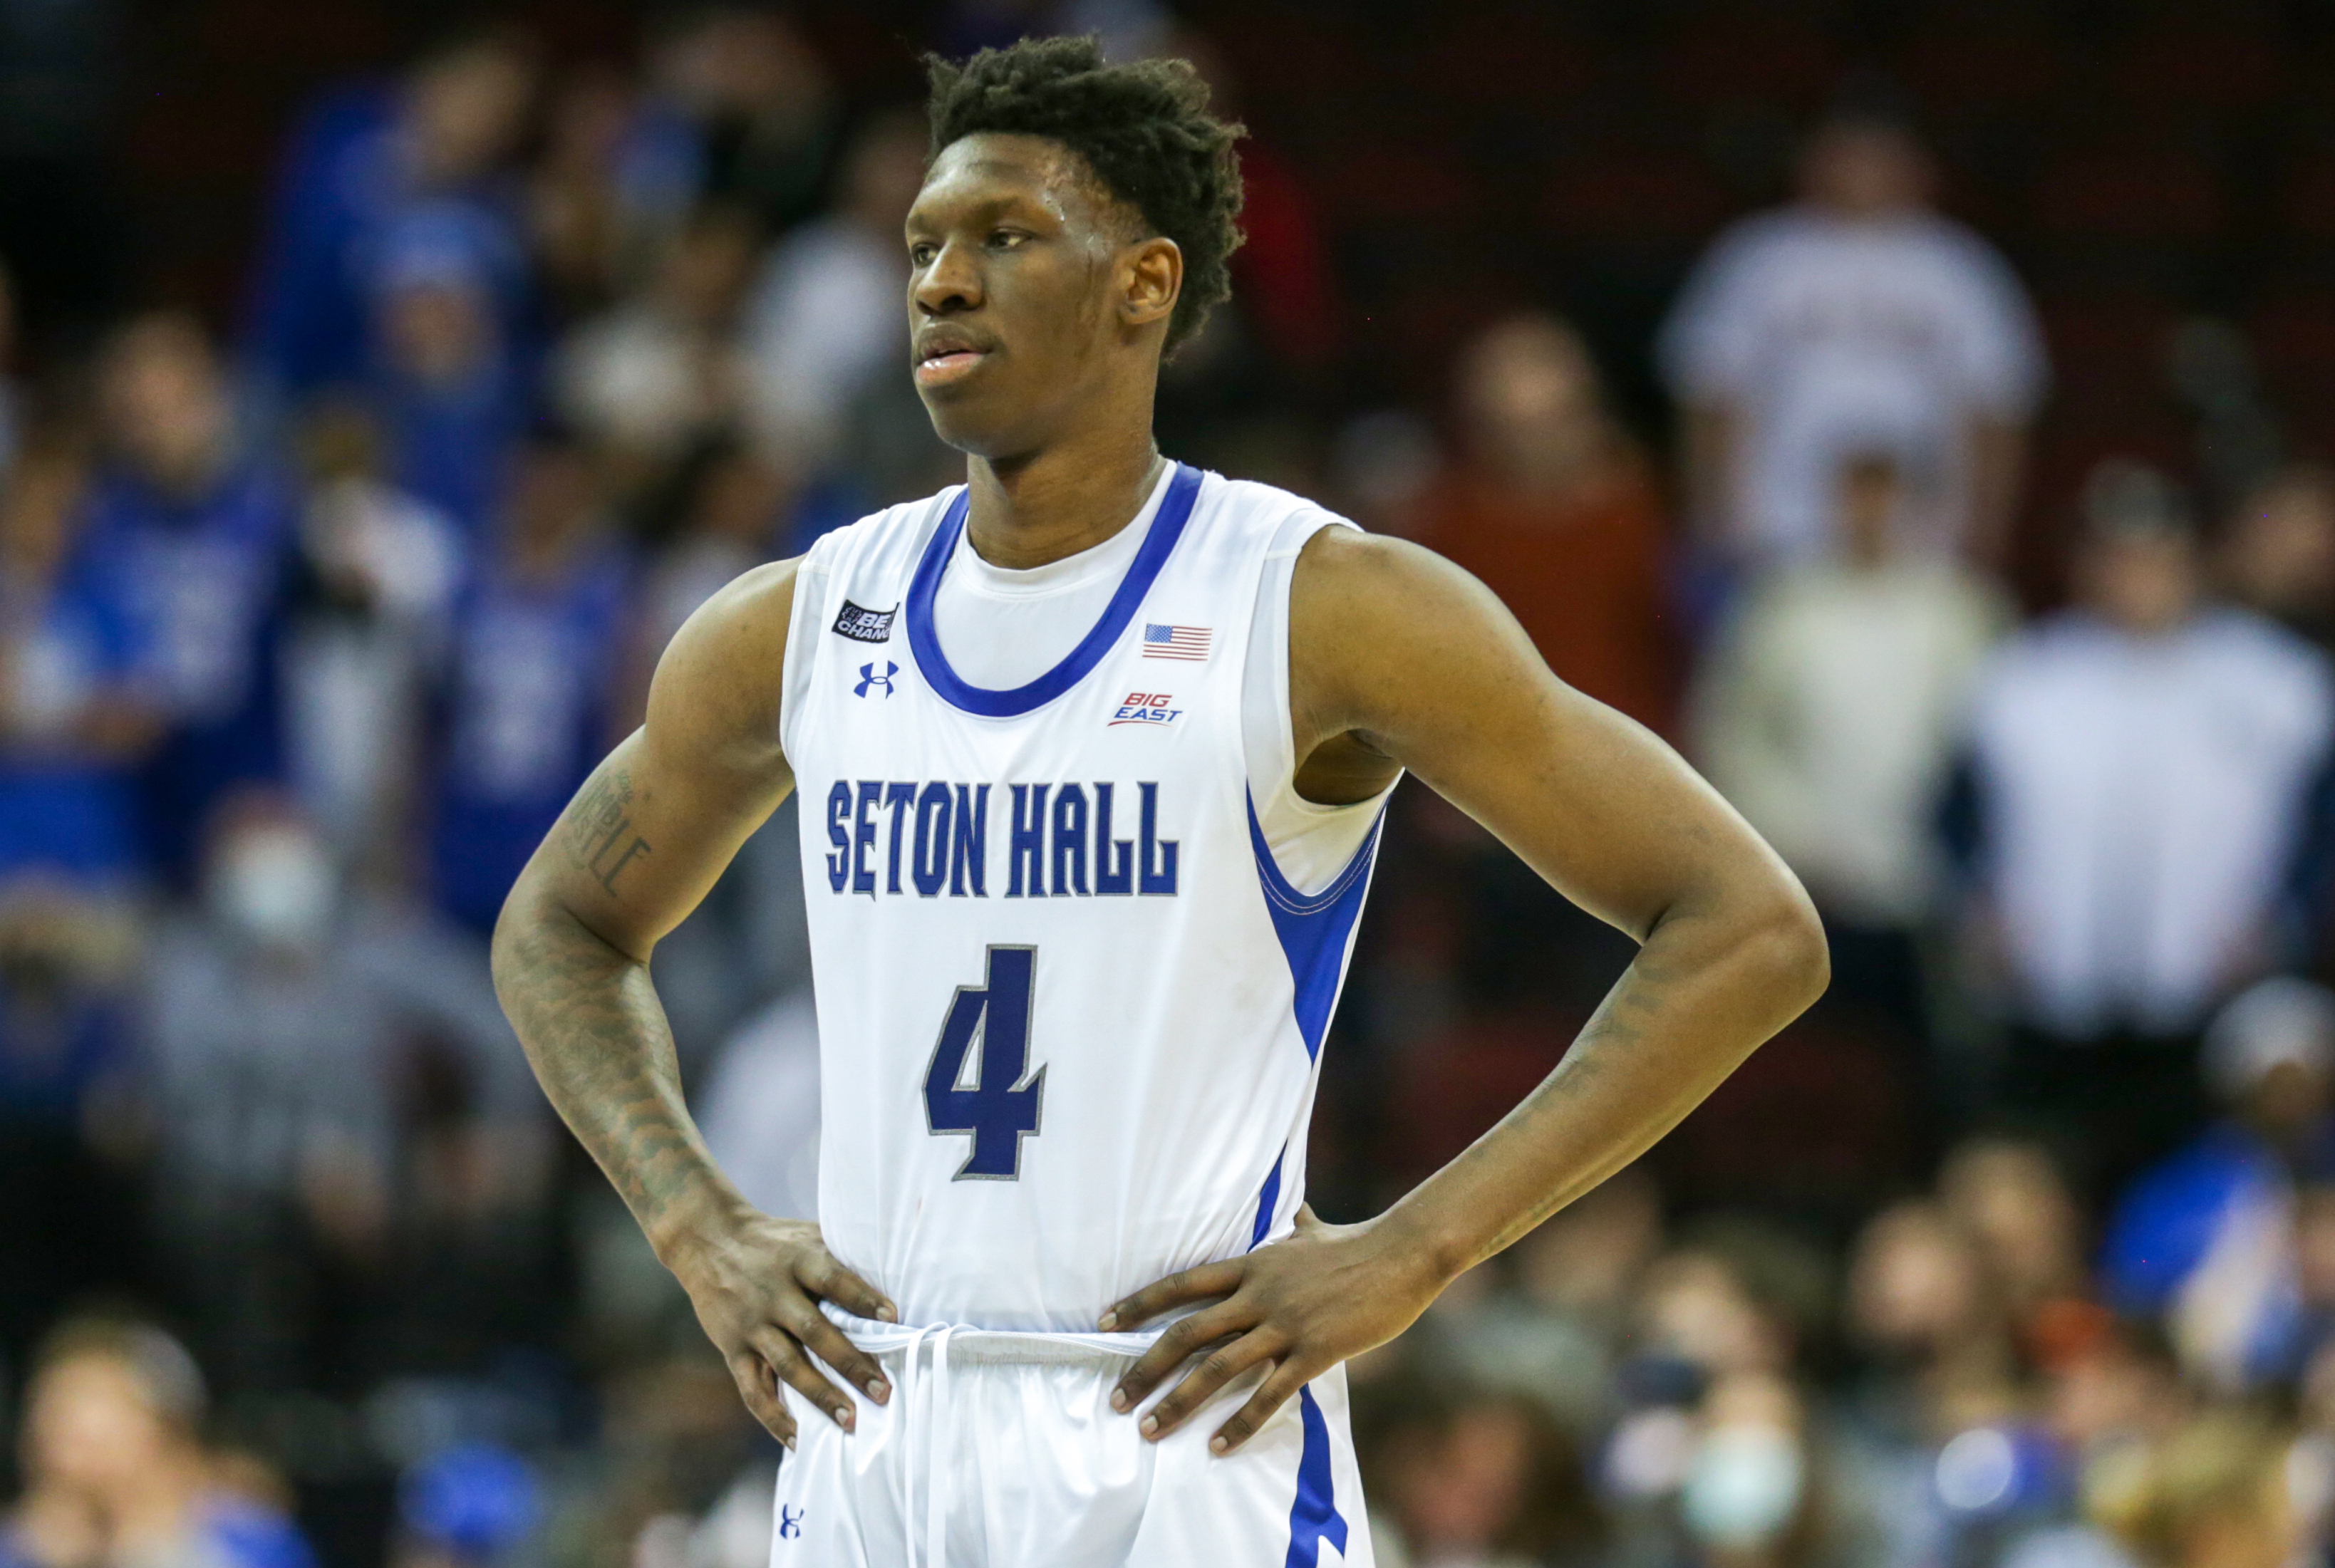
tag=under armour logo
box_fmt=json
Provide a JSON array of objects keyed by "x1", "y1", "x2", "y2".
[
  {"x1": 777, "y1": 1505, "x2": 804, "y2": 1540},
  {"x1": 855, "y1": 660, "x2": 899, "y2": 698}
]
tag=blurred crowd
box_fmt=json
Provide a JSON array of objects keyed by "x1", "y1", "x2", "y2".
[{"x1": 6, "y1": 5, "x2": 2335, "y2": 1568}]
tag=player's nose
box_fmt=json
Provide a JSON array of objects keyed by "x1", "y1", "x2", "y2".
[{"x1": 913, "y1": 237, "x2": 985, "y2": 316}]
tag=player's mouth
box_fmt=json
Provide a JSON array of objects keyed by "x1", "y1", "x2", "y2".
[{"x1": 914, "y1": 333, "x2": 995, "y2": 388}]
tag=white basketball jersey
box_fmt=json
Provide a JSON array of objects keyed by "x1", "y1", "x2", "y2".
[{"x1": 780, "y1": 463, "x2": 1391, "y2": 1331}]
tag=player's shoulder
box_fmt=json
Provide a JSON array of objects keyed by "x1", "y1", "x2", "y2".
[
  {"x1": 1195, "y1": 470, "x2": 1357, "y2": 545},
  {"x1": 1285, "y1": 512, "x2": 1490, "y2": 655}
]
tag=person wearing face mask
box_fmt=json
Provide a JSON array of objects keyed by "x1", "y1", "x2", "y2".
[
  {"x1": 1679, "y1": 1372, "x2": 1826, "y2": 1568},
  {"x1": 140, "y1": 796, "x2": 547, "y2": 1396}
]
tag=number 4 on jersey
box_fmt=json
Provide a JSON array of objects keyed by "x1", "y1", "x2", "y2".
[{"x1": 924, "y1": 945, "x2": 1045, "y2": 1179}]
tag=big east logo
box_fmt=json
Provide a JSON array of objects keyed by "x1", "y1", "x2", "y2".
[{"x1": 1110, "y1": 691, "x2": 1181, "y2": 727}]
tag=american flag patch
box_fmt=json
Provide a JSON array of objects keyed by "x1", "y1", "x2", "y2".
[{"x1": 1142, "y1": 623, "x2": 1211, "y2": 660}]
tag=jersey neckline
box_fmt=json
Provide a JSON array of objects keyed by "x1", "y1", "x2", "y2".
[{"x1": 906, "y1": 462, "x2": 1203, "y2": 717}]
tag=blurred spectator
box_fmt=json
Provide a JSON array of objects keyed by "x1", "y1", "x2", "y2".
[
  {"x1": 1678, "y1": 1371, "x2": 1827, "y2": 1568},
  {"x1": 536, "y1": 1358, "x2": 760, "y2": 1568},
  {"x1": 1632, "y1": 1242, "x2": 1798, "y2": 1383},
  {"x1": 145, "y1": 798, "x2": 544, "y2": 1393},
  {"x1": 1938, "y1": 1138, "x2": 2091, "y2": 1334},
  {"x1": 367, "y1": 205, "x2": 529, "y2": 536},
  {"x1": 0, "y1": 896, "x2": 140, "y2": 1378},
  {"x1": 2217, "y1": 462, "x2": 2335, "y2": 649},
  {"x1": 2093, "y1": 1410, "x2": 2304, "y2": 1568},
  {"x1": 1412, "y1": 313, "x2": 1679, "y2": 734},
  {"x1": 1364, "y1": 1384, "x2": 1603, "y2": 1568},
  {"x1": 83, "y1": 313, "x2": 299, "y2": 879},
  {"x1": 1962, "y1": 462, "x2": 2335, "y2": 1194},
  {"x1": 554, "y1": 205, "x2": 758, "y2": 507},
  {"x1": 1692, "y1": 450, "x2": 2008, "y2": 1059},
  {"x1": 633, "y1": 443, "x2": 782, "y2": 658},
  {"x1": 1661, "y1": 110, "x2": 2045, "y2": 568},
  {"x1": 1833, "y1": 1200, "x2": 2027, "y2": 1564},
  {"x1": 1, "y1": 1319, "x2": 314, "y2": 1568},
  {"x1": 247, "y1": 28, "x2": 538, "y2": 400},
  {"x1": 1419, "y1": 1168, "x2": 1663, "y2": 1439},
  {"x1": 2100, "y1": 979, "x2": 2335, "y2": 1393},
  {"x1": 695, "y1": 990, "x2": 819, "y2": 1223},
  {"x1": 393, "y1": 1443, "x2": 538, "y2": 1568},
  {"x1": 1843, "y1": 1201, "x2": 2011, "y2": 1416},
  {"x1": 430, "y1": 431, "x2": 630, "y2": 935},
  {"x1": 281, "y1": 405, "x2": 465, "y2": 875},
  {"x1": 641, "y1": 7, "x2": 842, "y2": 240},
  {"x1": 0, "y1": 437, "x2": 160, "y2": 889},
  {"x1": 529, "y1": 66, "x2": 656, "y2": 326},
  {"x1": 742, "y1": 110, "x2": 928, "y2": 472}
]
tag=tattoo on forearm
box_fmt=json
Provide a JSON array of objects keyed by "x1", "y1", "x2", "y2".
[
  {"x1": 497, "y1": 903, "x2": 714, "y2": 1242},
  {"x1": 568, "y1": 767, "x2": 653, "y2": 893}
]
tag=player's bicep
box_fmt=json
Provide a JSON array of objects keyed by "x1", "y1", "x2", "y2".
[
  {"x1": 509, "y1": 564, "x2": 802, "y2": 958},
  {"x1": 1297, "y1": 532, "x2": 1791, "y2": 942}
]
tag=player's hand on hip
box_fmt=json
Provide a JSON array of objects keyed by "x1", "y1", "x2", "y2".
[
  {"x1": 667, "y1": 1208, "x2": 898, "y2": 1449},
  {"x1": 1099, "y1": 1205, "x2": 1444, "y2": 1455}
]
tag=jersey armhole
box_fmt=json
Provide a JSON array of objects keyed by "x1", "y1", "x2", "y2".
[
  {"x1": 1242, "y1": 509, "x2": 1402, "y2": 896},
  {"x1": 778, "y1": 549, "x2": 833, "y2": 766}
]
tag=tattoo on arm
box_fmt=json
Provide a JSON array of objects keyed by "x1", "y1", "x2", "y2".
[
  {"x1": 498, "y1": 902, "x2": 715, "y2": 1245},
  {"x1": 497, "y1": 766, "x2": 723, "y2": 1253},
  {"x1": 567, "y1": 768, "x2": 654, "y2": 893}
]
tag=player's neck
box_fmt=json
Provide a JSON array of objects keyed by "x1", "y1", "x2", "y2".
[{"x1": 961, "y1": 425, "x2": 1166, "y2": 571}]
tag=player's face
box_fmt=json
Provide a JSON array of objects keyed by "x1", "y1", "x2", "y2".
[{"x1": 905, "y1": 133, "x2": 1171, "y2": 460}]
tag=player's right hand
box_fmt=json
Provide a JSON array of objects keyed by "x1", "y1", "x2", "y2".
[{"x1": 666, "y1": 1208, "x2": 898, "y2": 1448}]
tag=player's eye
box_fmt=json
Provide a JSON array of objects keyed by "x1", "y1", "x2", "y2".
[
  {"x1": 988, "y1": 229, "x2": 1029, "y2": 251},
  {"x1": 909, "y1": 241, "x2": 939, "y2": 266}
]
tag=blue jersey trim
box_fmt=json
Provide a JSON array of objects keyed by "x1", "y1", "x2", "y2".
[
  {"x1": 1284, "y1": 1386, "x2": 1350, "y2": 1568},
  {"x1": 904, "y1": 463, "x2": 1203, "y2": 718},
  {"x1": 1248, "y1": 795, "x2": 1385, "y2": 1060},
  {"x1": 1249, "y1": 1146, "x2": 1285, "y2": 1250}
]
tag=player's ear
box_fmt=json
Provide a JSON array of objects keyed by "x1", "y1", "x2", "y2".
[{"x1": 1120, "y1": 237, "x2": 1181, "y2": 333}]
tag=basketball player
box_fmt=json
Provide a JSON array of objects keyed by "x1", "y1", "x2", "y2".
[{"x1": 493, "y1": 36, "x2": 1828, "y2": 1566}]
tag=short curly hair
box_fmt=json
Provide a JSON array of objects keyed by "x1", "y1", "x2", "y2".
[{"x1": 925, "y1": 36, "x2": 1246, "y2": 357}]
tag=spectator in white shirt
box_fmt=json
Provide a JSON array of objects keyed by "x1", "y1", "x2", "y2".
[
  {"x1": 741, "y1": 110, "x2": 928, "y2": 472},
  {"x1": 553, "y1": 202, "x2": 760, "y2": 504},
  {"x1": 1691, "y1": 450, "x2": 2008, "y2": 1076},
  {"x1": 1962, "y1": 462, "x2": 2335, "y2": 1194},
  {"x1": 1660, "y1": 112, "x2": 2046, "y2": 570}
]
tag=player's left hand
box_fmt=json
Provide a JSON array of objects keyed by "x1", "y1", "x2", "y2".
[{"x1": 1099, "y1": 1205, "x2": 1447, "y2": 1453}]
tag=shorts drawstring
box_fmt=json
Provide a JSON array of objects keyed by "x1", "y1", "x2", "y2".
[
  {"x1": 898, "y1": 1322, "x2": 960, "y2": 1568},
  {"x1": 828, "y1": 1309, "x2": 1166, "y2": 1567}
]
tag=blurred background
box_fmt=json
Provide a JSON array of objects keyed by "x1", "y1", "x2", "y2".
[{"x1": 9, "y1": 1, "x2": 2335, "y2": 1564}]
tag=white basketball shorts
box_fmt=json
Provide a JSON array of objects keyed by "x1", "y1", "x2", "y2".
[{"x1": 768, "y1": 1312, "x2": 1372, "y2": 1567}]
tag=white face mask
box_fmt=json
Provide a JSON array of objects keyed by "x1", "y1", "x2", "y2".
[
  {"x1": 1682, "y1": 1423, "x2": 1806, "y2": 1548},
  {"x1": 209, "y1": 828, "x2": 338, "y2": 949}
]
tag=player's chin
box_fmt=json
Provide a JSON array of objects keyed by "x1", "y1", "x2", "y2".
[{"x1": 919, "y1": 395, "x2": 1020, "y2": 457}]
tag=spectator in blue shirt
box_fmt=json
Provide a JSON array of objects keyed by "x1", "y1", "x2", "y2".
[
  {"x1": 83, "y1": 313, "x2": 299, "y2": 878},
  {"x1": 0, "y1": 1319, "x2": 316, "y2": 1568},
  {"x1": 431, "y1": 430, "x2": 631, "y2": 934},
  {"x1": 2102, "y1": 977, "x2": 2335, "y2": 1393},
  {"x1": 0, "y1": 437, "x2": 161, "y2": 889},
  {"x1": 244, "y1": 28, "x2": 538, "y2": 400},
  {"x1": 368, "y1": 204, "x2": 529, "y2": 535}
]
